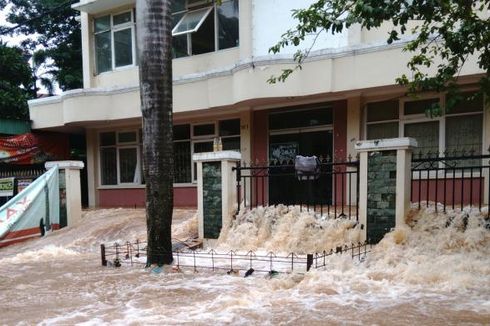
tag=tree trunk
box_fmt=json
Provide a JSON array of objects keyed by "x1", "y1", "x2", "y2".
[{"x1": 136, "y1": 0, "x2": 174, "y2": 266}]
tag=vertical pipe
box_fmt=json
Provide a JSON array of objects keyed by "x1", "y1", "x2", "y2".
[
  {"x1": 100, "y1": 244, "x2": 107, "y2": 266},
  {"x1": 306, "y1": 254, "x2": 313, "y2": 272}
]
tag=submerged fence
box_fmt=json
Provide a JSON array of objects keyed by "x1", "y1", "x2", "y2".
[
  {"x1": 411, "y1": 151, "x2": 490, "y2": 217},
  {"x1": 233, "y1": 157, "x2": 359, "y2": 219},
  {"x1": 100, "y1": 240, "x2": 371, "y2": 274}
]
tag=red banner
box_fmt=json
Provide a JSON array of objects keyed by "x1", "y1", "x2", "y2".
[{"x1": 0, "y1": 133, "x2": 69, "y2": 165}]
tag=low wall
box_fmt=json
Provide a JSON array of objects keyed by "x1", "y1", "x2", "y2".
[{"x1": 99, "y1": 187, "x2": 197, "y2": 208}]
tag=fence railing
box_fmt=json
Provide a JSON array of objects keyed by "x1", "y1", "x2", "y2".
[
  {"x1": 100, "y1": 240, "x2": 371, "y2": 274},
  {"x1": 0, "y1": 163, "x2": 46, "y2": 179},
  {"x1": 411, "y1": 151, "x2": 490, "y2": 217},
  {"x1": 233, "y1": 157, "x2": 359, "y2": 219}
]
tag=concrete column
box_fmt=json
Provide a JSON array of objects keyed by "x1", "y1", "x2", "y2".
[
  {"x1": 193, "y1": 151, "x2": 242, "y2": 246},
  {"x1": 86, "y1": 129, "x2": 97, "y2": 208},
  {"x1": 346, "y1": 96, "x2": 362, "y2": 205},
  {"x1": 355, "y1": 138, "x2": 417, "y2": 243},
  {"x1": 45, "y1": 161, "x2": 85, "y2": 227}
]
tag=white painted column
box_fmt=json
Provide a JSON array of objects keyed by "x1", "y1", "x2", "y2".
[
  {"x1": 193, "y1": 151, "x2": 242, "y2": 243},
  {"x1": 45, "y1": 161, "x2": 85, "y2": 227},
  {"x1": 355, "y1": 138, "x2": 417, "y2": 242}
]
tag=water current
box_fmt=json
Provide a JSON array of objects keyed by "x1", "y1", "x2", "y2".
[{"x1": 0, "y1": 205, "x2": 489, "y2": 325}]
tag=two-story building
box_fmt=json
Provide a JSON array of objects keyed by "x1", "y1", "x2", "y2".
[{"x1": 28, "y1": 0, "x2": 489, "y2": 209}]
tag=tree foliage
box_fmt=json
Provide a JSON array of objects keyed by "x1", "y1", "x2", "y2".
[
  {"x1": 0, "y1": 42, "x2": 34, "y2": 119},
  {"x1": 0, "y1": 0, "x2": 82, "y2": 91},
  {"x1": 269, "y1": 0, "x2": 490, "y2": 113}
]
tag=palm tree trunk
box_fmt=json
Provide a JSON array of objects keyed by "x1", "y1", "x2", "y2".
[{"x1": 136, "y1": 0, "x2": 174, "y2": 266}]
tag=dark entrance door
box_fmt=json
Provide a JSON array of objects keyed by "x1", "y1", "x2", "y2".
[{"x1": 268, "y1": 130, "x2": 333, "y2": 206}]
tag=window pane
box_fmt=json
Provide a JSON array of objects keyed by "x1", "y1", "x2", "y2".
[
  {"x1": 366, "y1": 100, "x2": 399, "y2": 122},
  {"x1": 100, "y1": 132, "x2": 116, "y2": 146},
  {"x1": 219, "y1": 119, "x2": 240, "y2": 136},
  {"x1": 118, "y1": 131, "x2": 137, "y2": 143},
  {"x1": 222, "y1": 136, "x2": 240, "y2": 151},
  {"x1": 174, "y1": 141, "x2": 191, "y2": 183},
  {"x1": 447, "y1": 92, "x2": 483, "y2": 114},
  {"x1": 113, "y1": 12, "x2": 132, "y2": 25},
  {"x1": 114, "y1": 28, "x2": 133, "y2": 67},
  {"x1": 174, "y1": 124, "x2": 190, "y2": 140},
  {"x1": 172, "y1": 0, "x2": 186, "y2": 13},
  {"x1": 173, "y1": 34, "x2": 189, "y2": 58},
  {"x1": 193, "y1": 124, "x2": 215, "y2": 137},
  {"x1": 119, "y1": 148, "x2": 138, "y2": 183},
  {"x1": 404, "y1": 121, "x2": 439, "y2": 155},
  {"x1": 191, "y1": 8, "x2": 215, "y2": 55},
  {"x1": 101, "y1": 148, "x2": 117, "y2": 185},
  {"x1": 173, "y1": 7, "x2": 213, "y2": 35},
  {"x1": 95, "y1": 31, "x2": 112, "y2": 73},
  {"x1": 95, "y1": 15, "x2": 110, "y2": 33},
  {"x1": 194, "y1": 141, "x2": 214, "y2": 153},
  {"x1": 404, "y1": 99, "x2": 439, "y2": 115},
  {"x1": 269, "y1": 107, "x2": 333, "y2": 130},
  {"x1": 218, "y1": 0, "x2": 239, "y2": 50},
  {"x1": 446, "y1": 114, "x2": 482, "y2": 154},
  {"x1": 367, "y1": 122, "x2": 399, "y2": 140}
]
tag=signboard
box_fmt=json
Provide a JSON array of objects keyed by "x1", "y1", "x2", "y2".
[
  {"x1": 0, "y1": 178, "x2": 14, "y2": 197},
  {"x1": 270, "y1": 142, "x2": 298, "y2": 163},
  {"x1": 16, "y1": 178, "x2": 34, "y2": 193}
]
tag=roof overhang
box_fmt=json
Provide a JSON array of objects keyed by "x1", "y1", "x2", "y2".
[{"x1": 72, "y1": 0, "x2": 135, "y2": 14}]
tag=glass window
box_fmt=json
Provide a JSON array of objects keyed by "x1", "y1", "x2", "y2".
[
  {"x1": 367, "y1": 122, "x2": 399, "y2": 140},
  {"x1": 404, "y1": 121, "x2": 439, "y2": 155},
  {"x1": 118, "y1": 131, "x2": 137, "y2": 143},
  {"x1": 447, "y1": 92, "x2": 483, "y2": 114},
  {"x1": 114, "y1": 29, "x2": 133, "y2": 67},
  {"x1": 218, "y1": 0, "x2": 239, "y2": 50},
  {"x1": 367, "y1": 100, "x2": 399, "y2": 122},
  {"x1": 174, "y1": 141, "x2": 191, "y2": 183},
  {"x1": 269, "y1": 107, "x2": 333, "y2": 130},
  {"x1": 172, "y1": 7, "x2": 213, "y2": 36},
  {"x1": 446, "y1": 114, "x2": 482, "y2": 154},
  {"x1": 193, "y1": 123, "x2": 215, "y2": 137},
  {"x1": 404, "y1": 99, "x2": 439, "y2": 115},
  {"x1": 100, "y1": 132, "x2": 116, "y2": 146},
  {"x1": 113, "y1": 12, "x2": 132, "y2": 25},
  {"x1": 101, "y1": 147, "x2": 117, "y2": 185},
  {"x1": 191, "y1": 8, "x2": 215, "y2": 55},
  {"x1": 119, "y1": 148, "x2": 138, "y2": 183},
  {"x1": 174, "y1": 124, "x2": 190, "y2": 140},
  {"x1": 95, "y1": 15, "x2": 110, "y2": 33},
  {"x1": 95, "y1": 31, "x2": 112, "y2": 73},
  {"x1": 219, "y1": 119, "x2": 240, "y2": 136},
  {"x1": 222, "y1": 136, "x2": 240, "y2": 151}
]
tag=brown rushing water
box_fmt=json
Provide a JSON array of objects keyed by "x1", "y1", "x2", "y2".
[{"x1": 0, "y1": 206, "x2": 489, "y2": 325}]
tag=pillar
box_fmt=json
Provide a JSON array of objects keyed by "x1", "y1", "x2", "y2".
[
  {"x1": 193, "y1": 151, "x2": 241, "y2": 246},
  {"x1": 355, "y1": 138, "x2": 417, "y2": 243},
  {"x1": 45, "y1": 161, "x2": 85, "y2": 227}
]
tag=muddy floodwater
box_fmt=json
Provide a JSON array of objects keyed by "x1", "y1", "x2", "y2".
[{"x1": 0, "y1": 206, "x2": 489, "y2": 325}]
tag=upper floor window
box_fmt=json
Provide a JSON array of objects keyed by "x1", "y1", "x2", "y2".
[
  {"x1": 94, "y1": 10, "x2": 135, "y2": 74},
  {"x1": 172, "y1": 0, "x2": 239, "y2": 58}
]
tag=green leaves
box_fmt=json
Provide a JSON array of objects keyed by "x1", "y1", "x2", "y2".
[{"x1": 268, "y1": 0, "x2": 490, "y2": 112}]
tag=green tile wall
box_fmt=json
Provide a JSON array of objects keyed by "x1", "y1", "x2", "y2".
[
  {"x1": 367, "y1": 150, "x2": 396, "y2": 243},
  {"x1": 202, "y1": 162, "x2": 222, "y2": 239}
]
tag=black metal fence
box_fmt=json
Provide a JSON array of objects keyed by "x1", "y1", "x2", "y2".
[
  {"x1": 0, "y1": 163, "x2": 45, "y2": 179},
  {"x1": 233, "y1": 157, "x2": 359, "y2": 219},
  {"x1": 100, "y1": 240, "x2": 371, "y2": 274},
  {"x1": 411, "y1": 151, "x2": 490, "y2": 217}
]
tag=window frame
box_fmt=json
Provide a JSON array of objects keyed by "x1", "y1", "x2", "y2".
[
  {"x1": 98, "y1": 129, "x2": 143, "y2": 188},
  {"x1": 171, "y1": 0, "x2": 239, "y2": 58},
  {"x1": 93, "y1": 9, "x2": 136, "y2": 75},
  {"x1": 364, "y1": 93, "x2": 486, "y2": 157}
]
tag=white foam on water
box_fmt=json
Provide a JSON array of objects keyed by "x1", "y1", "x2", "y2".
[{"x1": 0, "y1": 206, "x2": 489, "y2": 324}]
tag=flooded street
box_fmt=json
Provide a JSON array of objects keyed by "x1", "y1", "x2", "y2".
[{"x1": 1, "y1": 206, "x2": 489, "y2": 325}]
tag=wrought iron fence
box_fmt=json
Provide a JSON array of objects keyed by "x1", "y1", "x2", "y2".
[
  {"x1": 100, "y1": 240, "x2": 371, "y2": 274},
  {"x1": 0, "y1": 163, "x2": 45, "y2": 179},
  {"x1": 411, "y1": 150, "x2": 490, "y2": 217},
  {"x1": 233, "y1": 156, "x2": 359, "y2": 219}
]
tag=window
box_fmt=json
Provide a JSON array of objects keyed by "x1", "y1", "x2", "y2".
[
  {"x1": 365, "y1": 93, "x2": 484, "y2": 156},
  {"x1": 94, "y1": 11, "x2": 135, "y2": 74},
  {"x1": 172, "y1": 0, "x2": 239, "y2": 58},
  {"x1": 99, "y1": 131, "x2": 142, "y2": 186},
  {"x1": 174, "y1": 118, "x2": 241, "y2": 183}
]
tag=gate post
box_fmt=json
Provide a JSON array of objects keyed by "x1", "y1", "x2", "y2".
[
  {"x1": 193, "y1": 151, "x2": 241, "y2": 247},
  {"x1": 355, "y1": 138, "x2": 417, "y2": 243},
  {"x1": 45, "y1": 161, "x2": 84, "y2": 227}
]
